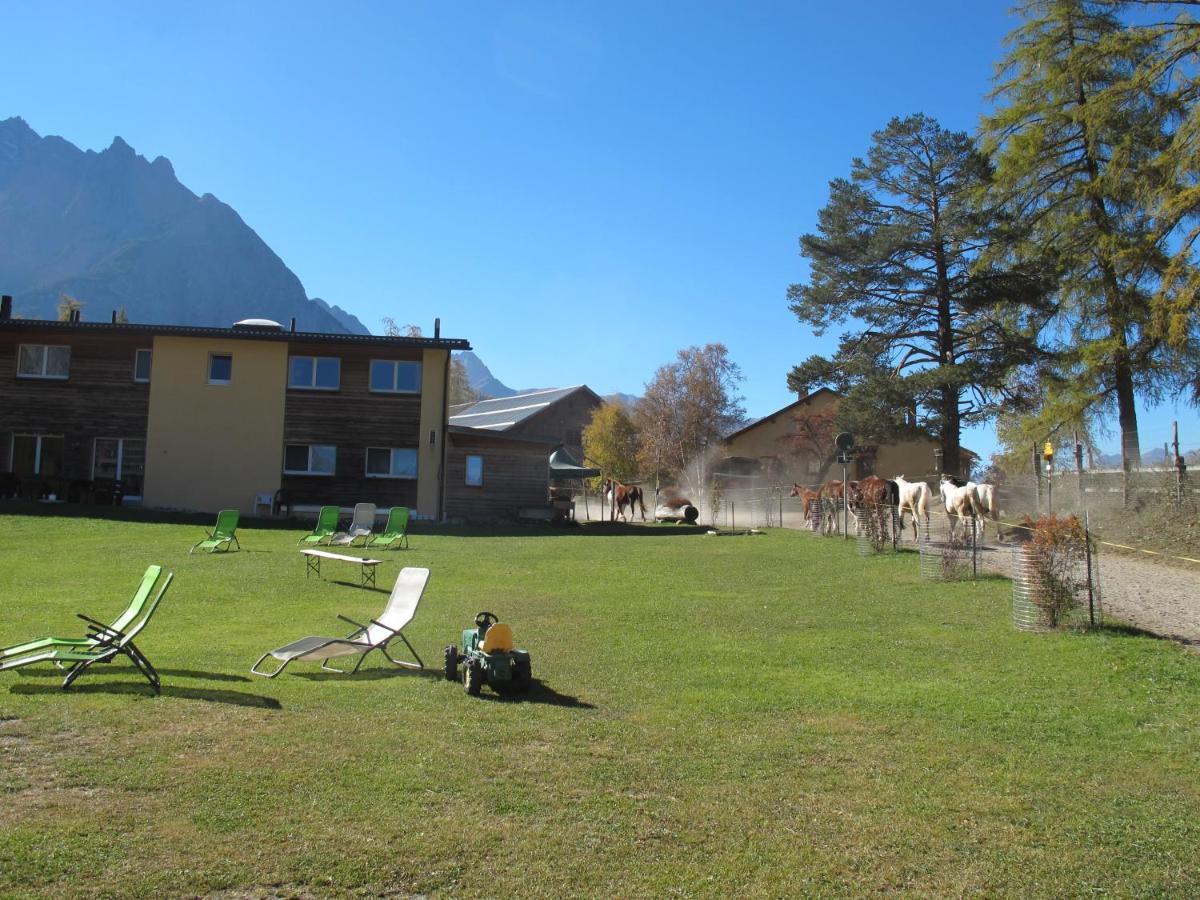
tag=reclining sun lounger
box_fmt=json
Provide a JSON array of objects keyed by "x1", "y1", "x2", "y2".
[
  {"x1": 298, "y1": 506, "x2": 340, "y2": 546},
  {"x1": 191, "y1": 508, "x2": 240, "y2": 554},
  {"x1": 251, "y1": 567, "x2": 429, "y2": 678},
  {"x1": 331, "y1": 502, "x2": 377, "y2": 546},
  {"x1": 0, "y1": 565, "x2": 173, "y2": 694},
  {"x1": 366, "y1": 506, "x2": 410, "y2": 550},
  {"x1": 1, "y1": 564, "x2": 162, "y2": 664}
]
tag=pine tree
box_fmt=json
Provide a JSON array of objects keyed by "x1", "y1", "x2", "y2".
[
  {"x1": 788, "y1": 114, "x2": 1049, "y2": 476},
  {"x1": 982, "y1": 0, "x2": 1175, "y2": 476}
]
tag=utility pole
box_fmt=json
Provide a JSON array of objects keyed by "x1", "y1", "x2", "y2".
[
  {"x1": 1174, "y1": 420, "x2": 1186, "y2": 507},
  {"x1": 1074, "y1": 430, "x2": 1084, "y2": 510}
]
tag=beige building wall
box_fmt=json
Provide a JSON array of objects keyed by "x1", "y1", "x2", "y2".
[
  {"x1": 722, "y1": 390, "x2": 941, "y2": 484},
  {"x1": 143, "y1": 336, "x2": 287, "y2": 514},
  {"x1": 417, "y1": 348, "x2": 448, "y2": 517}
]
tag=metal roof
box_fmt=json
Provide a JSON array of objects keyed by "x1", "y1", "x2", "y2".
[
  {"x1": 448, "y1": 385, "x2": 590, "y2": 432},
  {"x1": 0, "y1": 317, "x2": 471, "y2": 350}
]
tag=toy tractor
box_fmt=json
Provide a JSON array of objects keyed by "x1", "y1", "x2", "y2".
[{"x1": 444, "y1": 611, "x2": 532, "y2": 696}]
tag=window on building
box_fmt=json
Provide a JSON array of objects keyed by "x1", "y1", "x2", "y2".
[
  {"x1": 284, "y1": 444, "x2": 336, "y2": 475},
  {"x1": 366, "y1": 447, "x2": 418, "y2": 479},
  {"x1": 133, "y1": 349, "x2": 152, "y2": 383},
  {"x1": 93, "y1": 438, "x2": 146, "y2": 496},
  {"x1": 369, "y1": 359, "x2": 421, "y2": 393},
  {"x1": 9, "y1": 434, "x2": 64, "y2": 476},
  {"x1": 208, "y1": 353, "x2": 233, "y2": 385},
  {"x1": 289, "y1": 356, "x2": 340, "y2": 390},
  {"x1": 465, "y1": 454, "x2": 484, "y2": 486},
  {"x1": 17, "y1": 345, "x2": 70, "y2": 379}
]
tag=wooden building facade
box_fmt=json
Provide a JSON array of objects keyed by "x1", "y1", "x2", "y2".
[{"x1": 0, "y1": 301, "x2": 469, "y2": 516}]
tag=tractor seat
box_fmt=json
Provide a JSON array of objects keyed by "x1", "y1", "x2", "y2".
[{"x1": 480, "y1": 623, "x2": 514, "y2": 654}]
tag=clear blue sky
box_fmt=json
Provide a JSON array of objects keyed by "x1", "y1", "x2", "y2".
[{"x1": 5, "y1": 1, "x2": 1197, "y2": 459}]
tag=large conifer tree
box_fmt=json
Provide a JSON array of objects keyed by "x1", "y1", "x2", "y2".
[
  {"x1": 788, "y1": 114, "x2": 1047, "y2": 476},
  {"x1": 982, "y1": 0, "x2": 1174, "y2": 475}
]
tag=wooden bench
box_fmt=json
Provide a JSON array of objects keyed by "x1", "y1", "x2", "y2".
[{"x1": 300, "y1": 549, "x2": 384, "y2": 588}]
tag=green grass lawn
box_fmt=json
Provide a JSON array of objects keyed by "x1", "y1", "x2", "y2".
[{"x1": 1, "y1": 510, "x2": 1198, "y2": 898}]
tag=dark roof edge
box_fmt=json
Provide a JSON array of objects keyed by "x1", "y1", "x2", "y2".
[
  {"x1": 447, "y1": 425, "x2": 558, "y2": 445},
  {"x1": 722, "y1": 387, "x2": 841, "y2": 443},
  {"x1": 0, "y1": 318, "x2": 471, "y2": 350}
]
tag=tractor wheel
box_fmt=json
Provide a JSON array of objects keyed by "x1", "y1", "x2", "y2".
[
  {"x1": 443, "y1": 645, "x2": 458, "y2": 681},
  {"x1": 463, "y1": 658, "x2": 482, "y2": 696},
  {"x1": 511, "y1": 659, "x2": 532, "y2": 693}
]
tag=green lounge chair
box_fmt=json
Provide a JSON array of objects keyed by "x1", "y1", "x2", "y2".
[
  {"x1": 298, "y1": 506, "x2": 340, "y2": 546},
  {"x1": 0, "y1": 566, "x2": 173, "y2": 694},
  {"x1": 367, "y1": 506, "x2": 410, "y2": 550},
  {"x1": 0, "y1": 565, "x2": 162, "y2": 664},
  {"x1": 190, "y1": 509, "x2": 240, "y2": 554}
]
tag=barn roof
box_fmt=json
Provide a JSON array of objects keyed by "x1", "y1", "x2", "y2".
[
  {"x1": 722, "y1": 387, "x2": 841, "y2": 443},
  {"x1": 448, "y1": 385, "x2": 597, "y2": 432}
]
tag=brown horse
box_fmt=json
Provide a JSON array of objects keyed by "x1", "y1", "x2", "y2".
[
  {"x1": 789, "y1": 483, "x2": 821, "y2": 531},
  {"x1": 819, "y1": 480, "x2": 858, "y2": 535},
  {"x1": 604, "y1": 478, "x2": 646, "y2": 522},
  {"x1": 852, "y1": 475, "x2": 899, "y2": 548}
]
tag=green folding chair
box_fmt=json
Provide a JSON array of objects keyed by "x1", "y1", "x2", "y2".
[
  {"x1": 298, "y1": 506, "x2": 340, "y2": 546},
  {"x1": 0, "y1": 565, "x2": 162, "y2": 664},
  {"x1": 367, "y1": 506, "x2": 410, "y2": 550},
  {"x1": 0, "y1": 566, "x2": 173, "y2": 694},
  {"x1": 191, "y1": 509, "x2": 240, "y2": 554}
]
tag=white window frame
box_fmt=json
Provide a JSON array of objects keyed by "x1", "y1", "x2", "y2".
[
  {"x1": 9, "y1": 433, "x2": 64, "y2": 475},
  {"x1": 465, "y1": 454, "x2": 484, "y2": 487},
  {"x1": 92, "y1": 437, "x2": 145, "y2": 499},
  {"x1": 365, "y1": 446, "x2": 419, "y2": 480},
  {"x1": 133, "y1": 348, "x2": 152, "y2": 383},
  {"x1": 288, "y1": 355, "x2": 341, "y2": 391},
  {"x1": 283, "y1": 443, "x2": 336, "y2": 476},
  {"x1": 208, "y1": 352, "x2": 233, "y2": 386},
  {"x1": 368, "y1": 359, "x2": 422, "y2": 394},
  {"x1": 16, "y1": 344, "x2": 71, "y2": 380}
]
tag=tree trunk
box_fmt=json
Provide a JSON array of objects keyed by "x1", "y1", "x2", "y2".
[{"x1": 933, "y1": 229, "x2": 962, "y2": 476}]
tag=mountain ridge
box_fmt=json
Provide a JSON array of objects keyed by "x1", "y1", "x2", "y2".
[{"x1": 0, "y1": 116, "x2": 368, "y2": 333}]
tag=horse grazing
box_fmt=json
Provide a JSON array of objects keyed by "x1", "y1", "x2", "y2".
[
  {"x1": 893, "y1": 474, "x2": 931, "y2": 541},
  {"x1": 819, "y1": 480, "x2": 857, "y2": 535},
  {"x1": 789, "y1": 483, "x2": 821, "y2": 531},
  {"x1": 852, "y1": 476, "x2": 900, "y2": 548},
  {"x1": 605, "y1": 478, "x2": 646, "y2": 522},
  {"x1": 939, "y1": 474, "x2": 980, "y2": 540}
]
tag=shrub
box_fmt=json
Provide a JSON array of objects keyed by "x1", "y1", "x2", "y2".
[{"x1": 1020, "y1": 514, "x2": 1091, "y2": 628}]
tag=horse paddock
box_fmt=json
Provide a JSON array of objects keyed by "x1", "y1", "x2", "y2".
[{"x1": 1, "y1": 509, "x2": 1198, "y2": 896}]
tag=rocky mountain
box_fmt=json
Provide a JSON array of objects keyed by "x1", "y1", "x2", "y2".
[
  {"x1": 0, "y1": 116, "x2": 367, "y2": 333},
  {"x1": 457, "y1": 350, "x2": 519, "y2": 398}
]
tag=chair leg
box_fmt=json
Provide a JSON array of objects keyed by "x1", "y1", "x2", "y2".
[
  {"x1": 250, "y1": 653, "x2": 291, "y2": 678},
  {"x1": 60, "y1": 656, "x2": 101, "y2": 691},
  {"x1": 124, "y1": 642, "x2": 160, "y2": 694},
  {"x1": 380, "y1": 633, "x2": 423, "y2": 669}
]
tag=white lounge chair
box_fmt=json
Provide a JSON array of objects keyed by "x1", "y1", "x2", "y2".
[
  {"x1": 331, "y1": 502, "x2": 377, "y2": 546},
  {"x1": 251, "y1": 567, "x2": 429, "y2": 678}
]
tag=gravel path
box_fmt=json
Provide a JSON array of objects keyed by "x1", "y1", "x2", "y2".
[{"x1": 1093, "y1": 552, "x2": 1200, "y2": 650}]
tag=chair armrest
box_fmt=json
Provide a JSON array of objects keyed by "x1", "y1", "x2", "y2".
[
  {"x1": 77, "y1": 613, "x2": 122, "y2": 638},
  {"x1": 337, "y1": 614, "x2": 368, "y2": 638},
  {"x1": 368, "y1": 618, "x2": 399, "y2": 637}
]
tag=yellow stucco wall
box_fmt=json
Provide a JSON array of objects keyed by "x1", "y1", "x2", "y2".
[
  {"x1": 143, "y1": 337, "x2": 286, "y2": 514},
  {"x1": 417, "y1": 348, "x2": 448, "y2": 517}
]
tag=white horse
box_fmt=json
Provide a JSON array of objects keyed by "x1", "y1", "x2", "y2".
[
  {"x1": 893, "y1": 474, "x2": 930, "y2": 541},
  {"x1": 972, "y1": 482, "x2": 997, "y2": 539},
  {"x1": 939, "y1": 475, "x2": 981, "y2": 541}
]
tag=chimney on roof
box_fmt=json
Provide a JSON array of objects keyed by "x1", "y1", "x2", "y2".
[
  {"x1": 70, "y1": 308, "x2": 81, "y2": 323},
  {"x1": 290, "y1": 317, "x2": 296, "y2": 333},
  {"x1": 111, "y1": 310, "x2": 117, "y2": 323},
  {"x1": 0, "y1": 295, "x2": 11, "y2": 320},
  {"x1": 434, "y1": 317, "x2": 441, "y2": 339}
]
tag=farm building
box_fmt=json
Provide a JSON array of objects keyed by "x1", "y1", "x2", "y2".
[
  {"x1": 720, "y1": 387, "x2": 970, "y2": 485},
  {"x1": 444, "y1": 385, "x2": 603, "y2": 521},
  {"x1": 0, "y1": 299, "x2": 469, "y2": 517}
]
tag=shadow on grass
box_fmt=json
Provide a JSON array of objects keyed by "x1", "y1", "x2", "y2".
[
  {"x1": 473, "y1": 679, "x2": 596, "y2": 709},
  {"x1": 1096, "y1": 621, "x2": 1200, "y2": 648},
  {"x1": 420, "y1": 522, "x2": 708, "y2": 539},
  {"x1": 289, "y1": 665, "x2": 442, "y2": 682},
  {"x1": 15, "y1": 667, "x2": 251, "y2": 683},
  {"x1": 9, "y1": 682, "x2": 282, "y2": 709}
]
